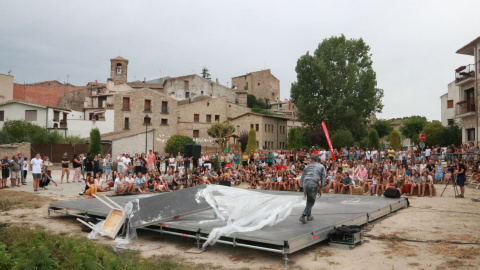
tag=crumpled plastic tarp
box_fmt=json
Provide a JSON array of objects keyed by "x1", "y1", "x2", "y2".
[{"x1": 197, "y1": 185, "x2": 303, "y2": 249}]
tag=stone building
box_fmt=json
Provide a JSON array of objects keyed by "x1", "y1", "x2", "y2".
[
  {"x1": 439, "y1": 36, "x2": 480, "y2": 145},
  {"x1": 177, "y1": 96, "x2": 250, "y2": 141},
  {"x1": 231, "y1": 69, "x2": 280, "y2": 104},
  {"x1": 229, "y1": 112, "x2": 288, "y2": 150},
  {"x1": 163, "y1": 75, "x2": 236, "y2": 103},
  {"x1": 269, "y1": 99, "x2": 298, "y2": 119},
  {"x1": 110, "y1": 56, "x2": 129, "y2": 85},
  {"x1": 0, "y1": 73, "x2": 14, "y2": 103}
]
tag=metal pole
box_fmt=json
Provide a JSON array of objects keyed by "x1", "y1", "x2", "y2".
[{"x1": 145, "y1": 124, "x2": 147, "y2": 154}]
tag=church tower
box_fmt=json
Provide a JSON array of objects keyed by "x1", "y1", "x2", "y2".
[{"x1": 110, "y1": 56, "x2": 129, "y2": 84}]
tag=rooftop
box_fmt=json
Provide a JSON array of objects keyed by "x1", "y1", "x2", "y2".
[
  {"x1": 456, "y1": 36, "x2": 480, "y2": 56},
  {"x1": 13, "y1": 83, "x2": 87, "y2": 107}
]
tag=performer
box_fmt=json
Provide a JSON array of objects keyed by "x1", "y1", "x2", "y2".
[{"x1": 299, "y1": 155, "x2": 326, "y2": 224}]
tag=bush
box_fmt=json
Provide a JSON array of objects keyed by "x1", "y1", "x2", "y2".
[
  {"x1": 165, "y1": 135, "x2": 195, "y2": 156},
  {"x1": 331, "y1": 129, "x2": 354, "y2": 149},
  {"x1": 88, "y1": 128, "x2": 103, "y2": 156},
  {"x1": 390, "y1": 130, "x2": 402, "y2": 149},
  {"x1": 0, "y1": 120, "x2": 64, "y2": 144},
  {"x1": 441, "y1": 124, "x2": 462, "y2": 146},
  {"x1": 238, "y1": 131, "x2": 249, "y2": 152},
  {"x1": 367, "y1": 128, "x2": 380, "y2": 149},
  {"x1": 246, "y1": 129, "x2": 257, "y2": 153},
  {"x1": 287, "y1": 127, "x2": 302, "y2": 150},
  {"x1": 247, "y1": 94, "x2": 270, "y2": 109},
  {"x1": 62, "y1": 135, "x2": 85, "y2": 146}
]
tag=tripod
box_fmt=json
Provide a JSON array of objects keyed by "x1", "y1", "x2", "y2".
[{"x1": 440, "y1": 174, "x2": 459, "y2": 197}]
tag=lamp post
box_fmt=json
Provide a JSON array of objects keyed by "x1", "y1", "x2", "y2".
[
  {"x1": 144, "y1": 114, "x2": 150, "y2": 154},
  {"x1": 152, "y1": 128, "x2": 156, "y2": 153}
]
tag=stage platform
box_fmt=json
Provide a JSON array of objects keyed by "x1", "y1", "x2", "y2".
[{"x1": 48, "y1": 188, "x2": 408, "y2": 265}]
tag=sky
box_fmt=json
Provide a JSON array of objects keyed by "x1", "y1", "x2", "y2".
[{"x1": 1, "y1": 0, "x2": 479, "y2": 121}]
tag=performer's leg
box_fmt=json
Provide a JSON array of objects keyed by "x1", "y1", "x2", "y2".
[{"x1": 300, "y1": 185, "x2": 317, "y2": 223}]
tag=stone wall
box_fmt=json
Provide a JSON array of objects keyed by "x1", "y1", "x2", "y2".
[
  {"x1": 232, "y1": 70, "x2": 280, "y2": 103},
  {"x1": 0, "y1": 142, "x2": 31, "y2": 159},
  {"x1": 230, "y1": 113, "x2": 287, "y2": 150},
  {"x1": 164, "y1": 75, "x2": 236, "y2": 103},
  {"x1": 58, "y1": 88, "x2": 90, "y2": 111}
]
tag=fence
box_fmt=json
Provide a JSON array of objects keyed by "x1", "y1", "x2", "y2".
[{"x1": 30, "y1": 143, "x2": 112, "y2": 163}]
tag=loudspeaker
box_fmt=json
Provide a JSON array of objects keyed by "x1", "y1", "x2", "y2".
[
  {"x1": 184, "y1": 144, "x2": 193, "y2": 157},
  {"x1": 219, "y1": 180, "x2": 231, "y2": 187},
  {"x1": 193, "y1": 145, "x2": 201, "y2": 159},
  {"x1": 383, "y1": 188, "x2": 401, "y2": 198}
]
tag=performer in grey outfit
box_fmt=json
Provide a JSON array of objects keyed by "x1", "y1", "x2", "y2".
[{"x1": 299, "y1": 155, "x2": 326, "y2": 224}]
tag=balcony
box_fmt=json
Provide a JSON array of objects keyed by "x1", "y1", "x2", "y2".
[
  {"x1": 456, "y1": 100, "x2": 476, "y2": 117},
  {"x1": 455, "y1": 64, "x2": 475, "y2": 84}
]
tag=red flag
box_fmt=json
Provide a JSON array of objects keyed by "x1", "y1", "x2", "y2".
[{"x1": 322, "y1": 122, "x2": 335, "y2": 161}]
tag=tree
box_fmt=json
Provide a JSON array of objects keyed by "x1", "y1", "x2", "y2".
[
  {"x1": 207, "y1": 121, "x2": 235, "y2": 151},
  {"x1": 331, "y1": 129, "x2": 354, "y2": 149},
  {"x1": 1, "y1": 120, "x2": 45, "y2": 143},
  {"x1": 61, "y1": 135, "x2": 85, "y2": 146},
  {"x1": 246, "y1": 129, "x2": 257, "y2": 153},
  {"x1": 290, "y1": 35, "x2": 384, "y2": 141},
  {"x1": 367, "y1": 128, "x2": 380, "y2": 149},
  {"x1": 238, "y1": 130, "x2": 249, "y2": 152},
  {"x1": 371, "y1": 119, "x2": 392, "y2": 140},
  {"x1": 88, "y1": 128, "x2": 103, "y2": 156},
  {"x1": 201, "y1": 67, "x2": 211, "y2": 80},
  {"x1": 28, "y1": 130, "x2": 63, "y2": 144},
  {"x1": 287, "y1": 127, "x2": 303, "y2": 149},
  {"x1": 389, "y1": 130, "x2": 402, "y2": 149},
  {"x1": 421, "y1": 121, "x2": 445, "y2": 146},
  {"x1": 164, "y1": 135, "x2": 195, "y2": 156},
  {"x1": 247, "y1": 94, "x2": 269, "y2": 109},
  {"x1": 399, "y1": 116, "x2": 428, "y2": 144},
  {"x1": 441, "y1": 124, "x2": 462, "y2": 146}
]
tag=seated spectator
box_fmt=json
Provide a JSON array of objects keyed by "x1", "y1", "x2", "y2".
[
  {"x1": 340, "y1": 172, "x2": 353, "y2": 195},
  {"x1": 84, "y1": 176, "x2": 97, "y2": 196},
  {"x1": 114, "y1": 173, "x2": 127, "y2": 194},
  {"x1": 135, "y1": 172, "x2": 147, "y2": 193},
  {"x1": 421, "y1": 171, "x2": 433, "y2": 197}
]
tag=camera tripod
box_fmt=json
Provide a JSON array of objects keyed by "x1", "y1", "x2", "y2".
[{"x1": 440, "y1": 174, "x2": 459, "y2": 197}]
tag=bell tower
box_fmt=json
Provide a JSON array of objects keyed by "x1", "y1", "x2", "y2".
[{"x1": 110, "y1": 56, "x2": 129, "y2": 84}]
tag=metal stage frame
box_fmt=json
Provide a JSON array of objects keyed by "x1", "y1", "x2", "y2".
[{"x1": 48, "y1": 190, "x2": 409, "y2": 266}]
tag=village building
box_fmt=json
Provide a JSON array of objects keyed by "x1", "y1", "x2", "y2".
[{"x1": 231, "y1": 69, "x2": 280, "y2": 104}]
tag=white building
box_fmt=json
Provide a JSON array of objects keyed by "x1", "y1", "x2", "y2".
[
  {"x1": 163, "y1": 75, "x2": 237, "y2": 103},
  {"x1": 440, "y1": 81, "x2": 460, "y2": 126}
]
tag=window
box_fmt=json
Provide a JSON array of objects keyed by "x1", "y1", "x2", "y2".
[
  {"x1": 206, "y1": 114, "x2": 212, "y2": 123},
  {"x1": 272, "y1": 93, "x2": 275, "y2": 97},
  {"x1": 250, "y1": 124, "x2": 254, "y2": 129},
  {"x1": 193, "y1": 130, "x2": 199, "y2": 138},
  {"x1": 185, "y1": 92, "x2": 190, "y2": 99},
  {"x1": 161, "y1": 101, "x2": 168, "y2": 113},
  {"x1": 201, "y1": 91, "x2": 204, "y2": 95},
  {"x1": 448, "y1": 119, "x2": 454, "y2": 126},
  {"x1": 116, "y1": 63, "x2": 122, "y2": 74},
  {"x1": 245, "y1": 82, "x2": 248, "y2": 90},
  {"x1": 122, "y1": 97, "x2": 130, "y2": 111},
  {"x1": 265, "y1": 124, "x2": 267, "y2": 132},
  {"x1": 25, "y1": 110, "x2": 37, "y2": 121},
  {"x1": 144, "y1": 99, "x2": 151, "y2": 111},
  {"x1": 53, "y1": 111, "x2": 60, "y2": 122},
  {"x1": 184, "y1": 81, "x2": 189, "y2": 90},
  {"x1": 447, "y1": 100, "x2": 454, "y2": 108},
  {"x1": 255, "y1": 124, "x2": 259, "y2": 131},
  {"x1": 0, "y1": 110, "x2": 4, "y2": 121},
  {"x1": 161, "y1": 118, "x2": 168, "y2": 126},
  {"x1": 194, "y1": 114, "x2": 199, "y2": 122},
  {"x1": 124, "y1": 118, "x2": 130, "y2": 129},
  {"x1": 215, "y1": 115, "x2": 220, "y2": 121},
  {"x1": 258, "y1": 82, "x2": 260, "y2": 86},
  {"x1": 256, "y1": 141, "x2": 259, "y2": 148},
  {"x1": 264, "y1": 141, "x2": 267, "y2": 149},
  {"x1": 467, "y1": 128, "x2": 475, "y2": 141}
]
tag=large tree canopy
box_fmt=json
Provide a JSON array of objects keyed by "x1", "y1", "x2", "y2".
[
  {"x1": 399, "y1": 116, "x2": 428, "y2": 144},
  {"x1": 290, "y1": 35, "x2": 384, "y2": 140}
]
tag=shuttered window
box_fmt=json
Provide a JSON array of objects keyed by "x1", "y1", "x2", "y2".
[{"x1": 25, "y1": 110, "x2": 37, "y2": 121}]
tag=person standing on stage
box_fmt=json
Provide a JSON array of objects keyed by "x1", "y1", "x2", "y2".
[{"x1": 299, "y1": 155, "x2": 326, "y2": 224}]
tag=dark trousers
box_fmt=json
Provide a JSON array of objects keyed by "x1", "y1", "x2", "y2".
[{"x1": 302, "y1": 185, "x2": 318, "y2": 217}]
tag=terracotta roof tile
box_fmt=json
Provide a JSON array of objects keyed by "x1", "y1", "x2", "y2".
[{"x1": 13, "y1": 84, "x2": 86, "y2": 107}]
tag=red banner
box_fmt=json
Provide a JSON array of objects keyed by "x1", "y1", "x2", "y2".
[{"x1": 322, "y1": 122, "x2": 335, "y2": 162}]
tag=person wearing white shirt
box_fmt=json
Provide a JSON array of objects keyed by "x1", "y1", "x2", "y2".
[
  {"x1": 117, "y1": 154, "x2": 125, "y2": 174},
  {"x1": 29, "y1": 153, "x2": 43, "y2": 194},
  {"x1": 114, "y1": 173, "x2": 127, "y2": 194},
  {"x1": 319, "y1": 149, "x2": 327, "y2": 162}
]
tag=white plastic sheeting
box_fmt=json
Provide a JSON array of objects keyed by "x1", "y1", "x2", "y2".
[{"x1": 197, "y1": 186, "x2": 303, "y2": 249}]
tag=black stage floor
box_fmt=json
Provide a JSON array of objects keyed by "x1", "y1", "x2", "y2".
[{"x1": 48, "y1": 188, "x2": 408, "y2": 259}]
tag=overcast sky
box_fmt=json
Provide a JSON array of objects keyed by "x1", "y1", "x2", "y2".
[{"x1": 1, "y1": 0, "x2": 479, "y2": 121}]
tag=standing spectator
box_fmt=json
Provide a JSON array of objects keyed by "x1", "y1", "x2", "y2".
[
  {"x1": 83, "y1": 152, "x2": 94, "y2": 180},
  {"x1": 425, "y1": 146, "x2": 431, "y2": 161},
  {"x1": 117, "y1": 153, "x2": 125, "y2": 174},
  {"x1": 1, "y1": 156, "x2": 10, "y2": 188},
  {"x1": 17, "y1": 153, "x2": 25, "y2": 185},
  {"x1": 72, "y1": 154, "x2": 82, "y2": 182},
  {"x1": 454, "y1": 159, "x2": 466, "y2": 198},
  {"x1": 93, "y1": 155, "x2": 101, "y2": 177},
  {"x1": 61, "y1": 152, "x2": 70, "y2": 183},
  {"x1": 147, "y1": 150, "x2": 156, "y2": 172},
  {"x1": 155, "y1": 152, "x2": 162, "y2": 174},
  {"x1": 30, "y1": 153, "x2": 43, "y2": 194},
  {"x1": 103, "y1": 154, "x2": 113, "y2": 180},
  {"x1": 22, "y1": 156, "x2": 29, "y2": 185},
  {"x1": 9, "y1": 155, "x2": 22, "y2": 187},
  {"x1": 43, "y1": 156, "x2": 53, "y2": 177}
]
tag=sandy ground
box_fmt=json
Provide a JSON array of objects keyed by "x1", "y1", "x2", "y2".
[{"x1": 1, "y1": 168, "x2": 480, "y2": 270}]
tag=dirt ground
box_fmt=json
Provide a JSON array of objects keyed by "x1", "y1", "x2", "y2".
[{"x1": 1, "y1": 169, "x2": 479, "y2": 270}]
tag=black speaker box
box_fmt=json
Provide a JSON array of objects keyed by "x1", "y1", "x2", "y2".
[
  {"x1": 193, "y1": 145, "x2": 201, "y2": 159},
  {"x1": 219, "y1": 180, "x2": 231, "y2": 187},
  {"x1": 383, "y1": 188, "x2": 401, "y2": 198},
  {"x1": 184, "y1": 144, "x2": 193, "y2": 157}
]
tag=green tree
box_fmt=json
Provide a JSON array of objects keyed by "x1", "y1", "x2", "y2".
[
  {"x1": 247, "y1": 94, "x2": 269, "y2": 109},
  {"x1": 88, "y1": 128, "x2": 103, "y2": 156},
  {"x1": 1, "y1": 120, "x2": 45, "y2": 143},
  {"x1": 27, "y1": 130, "x2": 63, "y2": 144},
  {"x1": 441, "y1": 124, "x2": 462, "y2": 146},
  {"x1": 421, "y1": 121, "x2": 445, "y2": 146},
  {"x1": 367, "y1": 128, "x2": 380, "y2": 149},
  {"x1": 331, "y1": 129, "x2": 354, "y2": 149},
  {"x1": 164, "y1": 135, "x2": 195, "y2": 156},
  {"x1": 61, "y1": 135, "x2": 85, "y2": 146},
  {"x1": 287, "y1": 127, "x2": 302, "y2": 149},
  {"x1": 399, "y1": 116, "x2": 428, "y2": 144},
  {"x1": 246, "y1": 129, "x2": 257, "y2": 153},
  {"x1": 371, "y1": 119, "x2": 392, "y2": 139},
  {"x1": 207, "y1": 121, "x2": 235, "y2": 151},
  {"x1": 390, "y1": 130, "x2": 402, "y2": 149},
  {"x1": 238, "y1": 130, "x2": 249, "y2": 152},
  {"x1": 201, "y1": 67, "x2": 211, "y2": 80},
  {"x1": 290, "y1": 35, "x2": 384, "y2": 141}
]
